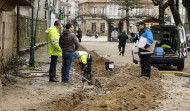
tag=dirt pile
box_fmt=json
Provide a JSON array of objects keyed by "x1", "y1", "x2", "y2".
[
  {"x1": 70, "y1": 45, "x2": 164, "y2": 111},
  {"x1": 4, "y1": 44, "x2": 163, "y2": 111}
]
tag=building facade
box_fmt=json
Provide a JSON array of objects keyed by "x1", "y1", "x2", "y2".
[
  {"x1": 79, "y1": 0, "x2": 108, "y2": 35},
  {"x1": 0, "y1": 0, "x2": 32, "y2": 63},
  {"x1": 78, "y1": 0, "x2": 172, "y2": 36}
]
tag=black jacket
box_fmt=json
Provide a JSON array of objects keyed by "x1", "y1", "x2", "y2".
[
  {"x1": 118, "y1": 32, "x2": 128, "y2": 45},
  {"x1": 77, "y1": 28, "x2": 82, "y2": 38},
  {"x1": 59, "y1": 30, "x2": 79, "y2": 52}
]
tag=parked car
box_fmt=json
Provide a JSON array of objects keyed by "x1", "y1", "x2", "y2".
[{"x1": 132, "y1": 25, "x2": 188, "y2": 70}]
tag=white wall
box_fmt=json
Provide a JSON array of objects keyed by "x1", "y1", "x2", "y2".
[{"x1": 106, "y1": 3, "x2": 125, "y2": 19}]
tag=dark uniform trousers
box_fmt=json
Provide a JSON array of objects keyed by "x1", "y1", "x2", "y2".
[
  {"x1": 118, "y1": 43, "x2": 126, "y2": 54},
  {"x1": 139, "y1": 48, "x2": 151, "y2": 78},
  {"x1": 82, "y1": 54, "x2": 92, "y2": 83}
]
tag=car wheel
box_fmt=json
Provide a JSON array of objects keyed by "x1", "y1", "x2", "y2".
[{"x1": 177, "y1": 62, "x2": 184, "y2": 71}]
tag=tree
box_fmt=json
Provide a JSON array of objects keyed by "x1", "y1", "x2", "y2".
[
  {"x1": 111, "y1": 0, "x2": 140, "y2": 34},
  {"x1": 182, "y1": 0, "x2": 190, "y2": 26},
  {"x1": 152, "y1": 0, "x2": 169, "y2": 24},
  {"x1": 152, "y1": 0, "x2": 182, "y2": 25},
  {"x1": 168, "y1": 0, "x2": 182, "y2": 25}
]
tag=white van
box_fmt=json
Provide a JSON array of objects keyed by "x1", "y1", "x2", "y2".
[{"x1": 132, "y1": 25, "x2": 188, "y2": 70}]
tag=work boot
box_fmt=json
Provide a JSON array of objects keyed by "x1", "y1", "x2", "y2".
[
  {"x1": 52, "y1": 70, "x2": 59, "y2": 82},
  {"x1": 49, "y1": 70, "x2": 59, "y2": 82},
  {"x1": 122, "y1": 53, "x2": 124, "y2": 56}
]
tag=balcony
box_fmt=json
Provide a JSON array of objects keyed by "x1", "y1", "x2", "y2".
[{"x1": 0, "y1": 0, "x2": 32, "y2": 11}]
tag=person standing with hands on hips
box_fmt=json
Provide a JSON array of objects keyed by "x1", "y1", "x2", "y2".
[
  {"x1": 45, "y1": 21, "x2": 62, "y2": 82},
  {"x1": 136, "y1": 21, "x2": 153, "y2": 78}
]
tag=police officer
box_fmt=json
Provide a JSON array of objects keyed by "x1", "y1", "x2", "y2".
[
  {"x1": 73, "y1": 51, "x2": 92, "y2": 83},
  {"x1": 136, "y1": 21, "x2": 153, "y2": 78},
  {"x1": 45, "y1": 21, "x2": 62, "y2": 82}
]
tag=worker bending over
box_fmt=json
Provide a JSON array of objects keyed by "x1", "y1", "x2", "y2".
[{"x1": 73, "y1": 51, "x2": 92, "y2": 83}]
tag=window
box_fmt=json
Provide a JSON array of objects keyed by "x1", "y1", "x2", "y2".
[
  {"x1": 147, "y1": 8, "x2": 151, "y2": 16},
  {"x1": 101, "y1": 8, "x2": 105, "y2": 14},
  {"x1": 92, "y1": 8, "x2": 97, "y2": 14},
  {"x1": 100, "y1": 23, "x2": 105, "y2": 33},
  {"x1": 92, "y1": 23, "x2": 96, "y2": 32},
  {"x1": 109, "y1": 7, "x2": 112, "y2": 15},
  {"x1": 137, "y1": 8, "x2": 142, "y2": 16}
]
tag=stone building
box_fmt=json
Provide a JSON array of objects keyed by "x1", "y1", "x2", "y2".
[
  {"x1": 0, "y1": 0, "x2": 32, "y2": 63},
  {"x1": 78, "y1": 0, "x2": 173, "y2": 36},
  {"x1": 79, "y1": 0, "x2": 108, "y2": 35},
  {"x1": 60, "y1": 1, "x2": 71, "y2": 25}
]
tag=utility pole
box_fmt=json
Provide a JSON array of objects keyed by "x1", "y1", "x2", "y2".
[
  {"x1": 30, "y1": 4, "x2": 35, "y2": 67},
  {"x1": 34, "y1": 0, "x2": 40, "y2": 46},
  {"x1": 17, "y1": 5, "x2": 20, "y2": 55}
]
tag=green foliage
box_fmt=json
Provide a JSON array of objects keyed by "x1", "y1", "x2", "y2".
[
  {"x1": 2, "y1": 77, "x2": 17, "y2": 84},
  {"x1": 111, "y1": 0, "x2": 141, "y2": 11},
  {"x1": 9, "y1": 53, "x2": 26, "y2": 66},
  {"x1": 7, "y1": 53, "x2": 27, "y2": 74}
]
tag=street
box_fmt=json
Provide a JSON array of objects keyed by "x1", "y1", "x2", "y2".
[
  {"x1": 1, "y1": 0, "x2": 190, "y2": 110},
  {"x1": 81, "y1": 36, "x2": 190, "y2": 111},
  {"x1": 0, "y1": 36, "x2": 190, "y2": 111}
]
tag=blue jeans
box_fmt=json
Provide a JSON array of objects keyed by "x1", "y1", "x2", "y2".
[
  {"x1": 62, "y1": 52, "x2": 73, "y2": 82},
  {"x1": 50, "y1": 55, "x2": 58, "y2": 71}
]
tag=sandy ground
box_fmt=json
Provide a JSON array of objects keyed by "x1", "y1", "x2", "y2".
[
  {"x1": 80, "y1": 36, "x2": 190, "y2": 111},
  {"x1": 0, "y1": 36, "x2": 190, "y2": 111}
]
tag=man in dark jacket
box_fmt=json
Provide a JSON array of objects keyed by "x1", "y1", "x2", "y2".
[
  {"x1": 59, "y1": 23, "x2": 79, "y2": 83},
  {"x1": 77, "y1": 28, "x2": 82, "y2": 42},
  {"x1": 118, "y1": 30, "x2": 128, "y2": 56},
  {"x1": 137, "y1": 21, "x2": 153, "y2": 78}
]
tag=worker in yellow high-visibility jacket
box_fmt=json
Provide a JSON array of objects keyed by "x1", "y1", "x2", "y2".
[
  {"x1": 45, "y1": 21, "x2": 62, "y2": 82},
  {"x1": 73, "y1": 51, "x2": 92, "y2": 83}
]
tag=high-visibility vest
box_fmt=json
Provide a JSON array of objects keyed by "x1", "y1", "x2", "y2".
[
  {"x1": 45, "y1": 25, "x2": 62, "y2": 56},
  {"x1": 78, "y1": 51, "x2": 88, "y2": 64}
]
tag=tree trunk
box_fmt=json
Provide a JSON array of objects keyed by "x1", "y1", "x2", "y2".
[
  {"x1": 159, "y1": 4, "x2": 165, "y2": 24},
  {"x1": 182, "y1": 0, "x2": 190, "y2": 27},
  {"x1": 73, "y1": 20, "x2": 77, "y2": 34},
  {"x1": 107, "y1": 21, "x2": 111, "y2": 42},
  {"x1": 169, "y1": 0, "x2": 182, "y2": 25},
  {"x1": 126, "y1": 10, "x2": 130, "y2": 34}
]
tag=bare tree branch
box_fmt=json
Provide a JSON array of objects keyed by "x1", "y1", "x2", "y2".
[{"x1": 152, "y1": 0, "x2": 159, "y2": 6}]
